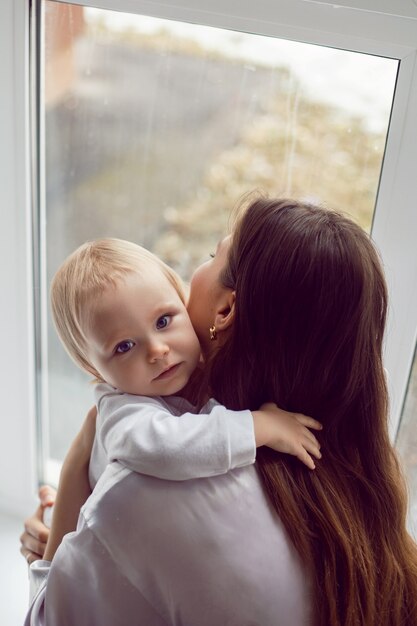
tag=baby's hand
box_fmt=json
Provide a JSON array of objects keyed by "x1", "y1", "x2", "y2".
[{"x1": 253, "y1": 402, "x2": 322, "y2": 470}]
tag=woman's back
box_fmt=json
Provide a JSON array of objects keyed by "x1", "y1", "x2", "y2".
[
  {"x1": 41, "y1": 461, "x2": 311, "y2": 626},
  {"x1": 204, "y1": 197, "x2": 417, "y2": 625}
]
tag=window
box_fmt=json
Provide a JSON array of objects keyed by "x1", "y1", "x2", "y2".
[
  {"x1": 39, "y1": 1, "x2": 398, "y2": 483},
  {"x1": 2, "y1": 0, "x2": 417, "y2": 518},
  {"x1": 397, "y1": 350, "x2": 417, "y2": 538}
]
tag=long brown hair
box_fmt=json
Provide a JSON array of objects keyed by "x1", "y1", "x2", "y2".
[{"x1": 208, "y1": 197, "x2": 417, "y2": 625}]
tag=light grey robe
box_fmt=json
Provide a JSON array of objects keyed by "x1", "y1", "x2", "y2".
[{"x1": 26, "y1": 462, "x2": 312, "y2": 625}]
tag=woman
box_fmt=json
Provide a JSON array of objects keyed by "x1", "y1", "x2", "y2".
[{"x1": 23, "y1": 197, "x2": 417, "y2": 625}]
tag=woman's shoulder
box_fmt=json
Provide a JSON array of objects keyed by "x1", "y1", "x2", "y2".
[{"x1": 81, "y1": 463, "x2": 311, "y2": 626}]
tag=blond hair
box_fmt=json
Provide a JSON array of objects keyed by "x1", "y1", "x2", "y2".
[{"x1": 51, "y1": 238, "x2": 186, "y2": 379}]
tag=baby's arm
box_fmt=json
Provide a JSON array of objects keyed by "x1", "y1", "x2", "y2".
[
  {"x1": 253, "y1": 402, "x2": 322, "y2": 469},
  {"x1": 43, "y1": 407, "x2": 96, "y2": 561},
  {"x1": 97, "y1": 387, "x2": 254, "y2": 480},
  {"x1": 96, "y1": 384, "x2": 322, "y2": 481}
]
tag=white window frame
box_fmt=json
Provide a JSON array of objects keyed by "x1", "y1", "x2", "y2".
[{"x1": 2, "y1": 0, "x2": 417, "y2": 516}]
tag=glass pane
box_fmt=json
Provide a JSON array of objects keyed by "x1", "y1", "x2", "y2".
[
  {"x1": 40, "y1": 1, "x2": 398, "y2": 479},
  {"x1": 396, "y1": 352, "x2": 417, "y2": 538}
]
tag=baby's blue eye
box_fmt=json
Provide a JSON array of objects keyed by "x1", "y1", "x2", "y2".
[
  {"x1": 115, "y1": 340, "x2": 135, "y2": 354},
  {"x1": 156, "y1": 315, "x2": 170, "y2": 330}
]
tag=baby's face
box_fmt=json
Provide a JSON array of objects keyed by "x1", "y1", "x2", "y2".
[{"x1": 83, "y1": 269, "x2": 201, "y2": 397}]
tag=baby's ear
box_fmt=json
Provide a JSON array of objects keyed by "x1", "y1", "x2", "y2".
[{"x1": 214, "y1": 290, "x2": 236, "y2": 332}]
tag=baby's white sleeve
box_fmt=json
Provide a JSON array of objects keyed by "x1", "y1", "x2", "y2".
[{"x1": 96, "y1": 387, "x2": 255, "y2": 481}]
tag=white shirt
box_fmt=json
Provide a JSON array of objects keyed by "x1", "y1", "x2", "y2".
[
  {"x1": 26, "y1": 462, "x2": 312, "y2": 626},
  {"x1": 89, "y1": 383, "x2": 256, "y2": 486}
]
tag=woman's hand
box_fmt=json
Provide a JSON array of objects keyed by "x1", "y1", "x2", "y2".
[
  {"x1": 20, "y1": 485, "x2": 56, "y2": 564},
  {"x1": 253, "y1": 402, "x2": 323, "y2": 470},
  {"x1": 20, "y1": 405, "x2": 97, "y2": 564},
  {"x1": 43, "y1": 405, "x2": 97, "y2": 562},
  {"x1": 69, "y1": 404, "x2": 97, "y2": 466}
]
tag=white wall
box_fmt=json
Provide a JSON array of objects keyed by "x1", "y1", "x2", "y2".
[{"x1": 0, "y1": 0, "x2": 38, "y2": 517}]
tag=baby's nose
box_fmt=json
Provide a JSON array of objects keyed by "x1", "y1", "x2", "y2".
[{"x1": 147, "y1": 340, "x2": 169, "y2": 362}]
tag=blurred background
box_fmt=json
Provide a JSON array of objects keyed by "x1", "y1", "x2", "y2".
[{"x1": 40, "y1": 2, "x2": 415, "y2": 534}]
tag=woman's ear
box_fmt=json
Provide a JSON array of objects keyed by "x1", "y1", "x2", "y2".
[{"x1": 214, "y1": 290, "x2": 236, "y2": 332}]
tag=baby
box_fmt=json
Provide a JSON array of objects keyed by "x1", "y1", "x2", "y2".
[{"x1": 44, "y1": 238, "x2": 321, "y2": 560}]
